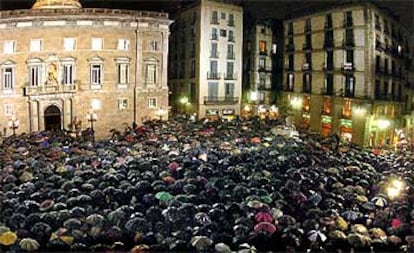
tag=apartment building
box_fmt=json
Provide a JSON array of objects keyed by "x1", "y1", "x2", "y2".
[
  {"x1": 242, "y1": 19, "x2": 279, "y2": 117},
  {"x1": 169, "y1": 0, "x2": 243, "y2": 120},
  {"x1": 280, "y1": 3, "x2": 412, "y2": 146},
  {"x1": 0, "y1": 0, "x2": 172, "y2": 137}
]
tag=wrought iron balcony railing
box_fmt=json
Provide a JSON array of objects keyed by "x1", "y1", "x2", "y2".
[{"x1": 203, "y1": 96, "x2": 239, "y2": 105}]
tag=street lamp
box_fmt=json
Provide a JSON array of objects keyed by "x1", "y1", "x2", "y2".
[
  {"x1": 86, "y1": 110, "x2": 98, "y2": 143},
  {"x1": 179, "y1": 96, "x2": 189, "y2": 115},
  {"x1": 156, "y1": 107, "x2": 167, "y2": 120},
  {"x1": 8, "y1": 115, "x2": 19, "y2": 136}
]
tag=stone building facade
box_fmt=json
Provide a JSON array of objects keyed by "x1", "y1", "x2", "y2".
[
  {"x1": 169, "y1": 0, "x2": 243, "y2": 120},
  {"x1": 0, "y1": 0, "x2": 172, "y2": 138},
  {"x1": 280, "y1": 3, "x2": 412, "y2": 146}
]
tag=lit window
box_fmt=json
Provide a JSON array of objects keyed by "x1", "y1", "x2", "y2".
[
  {"x1": 30, "y1": 39, "x2": 42, "y2": 52},
  {"x1": 259, "y1": 41, "x2": 267, "y2": 53},
  {"x1": 117, "y1": 39, "x2": 129, "y2": 51},
  {"x1": 64, "y1": 38, "x2": 76, "y2": 51},
  {"x1": 148, "y1": 98, "x2": 157, "y2": 108},
  {"x1": 118, "y1": 99, "x2": 128, "y2": 109},
  {"x1": 91, "y1": 38, "x2": 103, "y2": 50},
  {"x1": 3, "y1": 41, "x2": 15, "y2": 54},
  {"x1": 342, "y1": 99, "x2": 352, "y2": 117}
]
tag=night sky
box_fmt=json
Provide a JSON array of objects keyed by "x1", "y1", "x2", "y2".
[{"x1": 0, "y1": 0, "x2": 413, "y2": 33}]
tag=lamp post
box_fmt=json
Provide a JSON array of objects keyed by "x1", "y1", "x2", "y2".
[
  {"x1": 8, "y1": 115, "x2": 19, "y2": 136},
  {"x1": 86, "y1": 110, "x2": 98, "y2": 143},
  {"x1": 156, "y1": 107, "x2": 167, "y2": 121},
  {"x1": 179, "y1": 96, "x2": 189, "y2": 115}
]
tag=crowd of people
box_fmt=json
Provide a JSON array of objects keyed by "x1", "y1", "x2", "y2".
[{"x1": 0, "y1": 116, "x2": 414, "y2": 252}]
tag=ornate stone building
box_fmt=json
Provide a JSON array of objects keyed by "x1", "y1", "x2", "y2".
[{"x1": 0, "y1": 0, "x2": 171, "y2": 137}]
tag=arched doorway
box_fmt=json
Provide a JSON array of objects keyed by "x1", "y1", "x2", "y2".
[{"x1": 44, "y1": 105, "x2": 61, "y2": 131}]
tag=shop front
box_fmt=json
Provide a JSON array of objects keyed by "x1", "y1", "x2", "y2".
[
  {"x1": 339, "y1": 119, "x2": 353, "y2": 142},
  {"x1": 320, "y1": 115, "x2": 332, "y2": 137}
]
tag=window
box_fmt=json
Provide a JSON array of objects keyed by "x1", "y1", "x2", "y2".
[
  {"x1": 345, "y1": 11, "x2": 353, "y2": 27},
  {"x1": 2, "y1": 66, "x2": 14, "y2": 90},
  {"x1": 226, "y1": 62, "x2": 234, "y2": 79},
  {"x1": 211, "y1": 43, "x2": 218, "y2": 58},
  {"x1": 288, "y1": 54, "x2": 294, "y2": 71},
  {"x1": 146, "y1": 64, "x2": 156, "y2": 84},
  {"x1": 228, "y1": 14, "x2": 234, "y2": 26},
  {"x1": 191, "y1": 60, "x2": 195, "y2": 77},
  {"x1": 62, "y1": 63, "x2": 74, "y2": 85},
  {"x1": 305, "y1": 19, "x2": 311, "y2": 32},
  {"x1": 148, "y1": 98, "x2": 157, "y2": 108},
  {"x1": 305, "y1": 34, "x2": 312, "y2": 49},
  {"x1": 91, "y1": 38, "x2": 103, "y2": 50},
  {"x1": 64, "y1": 38, "x2": 76, "y2": 51},
  {"x1": 118, "y1": 99, "x2": 128, "y2": 109},
  {"x1": 4, "y1": 104, "x2": 13, "y2": 116},
  {"x1": 221, "y1": 12, "x2": 226, "y2": 19},
  {"x1": 3, "y1": 41, "x2": 15, "y2": 54},
  {"x1": 209, "y1": 60, "x2": 218, "y2": 78},
  {"x1": 322, "y1": 97, "x2": 332, "y2": 114},
  {"x1": 208, "y1": 82, "x2": 218, "y2": 98},
  {"x1": 90, "y1": 64, "x2": 102, "y2": 85},
  {"x1": 118, "y1": 63, "x2": 129, "y2": 84},
  {"x1": 220, "y1": 29, "x2": 227, "y2": 37},
  {"x1": 117, "y1": 39, "x2": 129, "y2": 51},
  {"x1": 287, "y1": 73, "x2": 294, "y2": 91},
  {"x1": 224, "y1": 82, "x2": 234, "y2": 98},
  {"x1": 288, "y1": 22, "x2": 293, "y2": 35},
  {"x1": 259, "y1": 74, "x2": 265, "y2": 87},
  {"x1": 259, "y1": 41, "x2": 267, "y2": 54},
  {"x1": 305, "y1": 52, "x2": 312, "y2": 65},
  {"x1": 272, "y1": 44, "x2": 277, "y2": 54},
  {"x1": 325, "y1": 73, "x2": 333, "y2": 95},
  {"x1": 326, "y1": 51, "x2": 333, "y2": 70},
  {"x1": 228, "y1": 30, "x2": 234, "y2": 42},
  {"x1": 211, "y1": 28, "x2": 218, "y2": 40},
  {"x1": 303, "y1": 73, "x2": 312, "y2": 93},
  {"x1": 211, "y1": 11, "x2": 218, "y2": 24},
  {"x1": 326, "y1": 13, "x2": 333, "y2": 28},
  {"x1": 150, "y1": 40, "x2": 158, "y2": 51},
  {"x1": 345, "y1": 75, "x2": 355, "y2": 97},
  {"x1": 227, "y1": 44, "x2": 234, "y2": 59},
  {"x1": 259, "y1": 58, "x2": 266, "y2": 70},
  {"x1": 342, "y1": 99, "x2": 352, "y2": 117},
  {"x1": 27, "y1": 61, "x2": 42, "y2": 86},
  {"x1": 30, "y1": 39, "x2": 42, "y2": 52},
  {"x1": 346, "y1": 49, "x2": 353, "y2": 63}
]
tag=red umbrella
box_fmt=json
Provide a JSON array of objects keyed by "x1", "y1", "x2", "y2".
[
  {"x1": 255, "y1": 212, "x2": 273, "y2": 223},
  {"x1": 254, "y1": 221, "x2": 277, "y2": 234}
]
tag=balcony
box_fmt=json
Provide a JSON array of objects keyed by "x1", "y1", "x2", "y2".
[
  {"x1": 342, "y1": 62, "x2": 354, "y2": 72},
  {"x1": 259, "y1": 50, "x2": 267, "y2": 56},
  {"x1": 224, "y1": 73, "x2": 237, "y2": 80},
  {"x1": 204, "y1": 96, "x2": 239, "y2": 105},
  {"x1": 302, "y1": 63, "x2": 312, "y2": 71},
  {"x1": 24, "y1": 83, "x2": 77, "y2": 96},
  {"x1": 207, "y1": 72, "x2": 221, "y2": 79}
]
